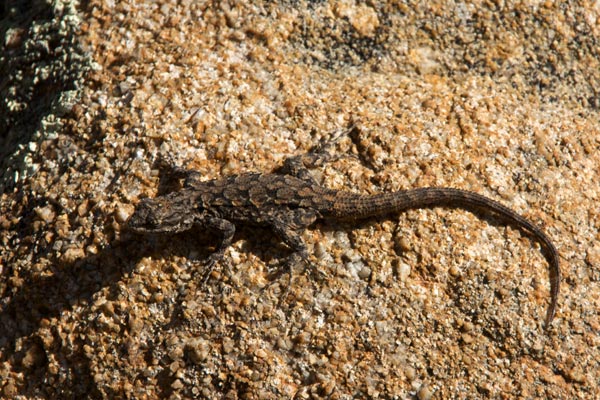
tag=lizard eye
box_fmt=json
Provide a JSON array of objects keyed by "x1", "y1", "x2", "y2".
[{"x1": 148, "y1": 214, "x2": 162, "y2": 228}]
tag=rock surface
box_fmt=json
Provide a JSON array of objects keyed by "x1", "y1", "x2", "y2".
[{"x1": 1, "y1": 1, "x2": 598, "y2": 398}]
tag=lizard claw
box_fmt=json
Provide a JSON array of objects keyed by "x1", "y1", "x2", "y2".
[
  {"x1": 201, "y1": 251, "x2": 224, "y2": 283},
  {"x1": 261, "y1": 251, "x2": 311, "y2": 301},
  {"x1": 312, "y1": 124, "x2": 359, "y2": 153},
  {"x1": 303, "y1": 125, "x2": 361, "y2": 168}
]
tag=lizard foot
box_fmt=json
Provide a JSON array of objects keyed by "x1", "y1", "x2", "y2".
[{"x1": 201, "y1": 251, "x2": 225, "y2": 283}]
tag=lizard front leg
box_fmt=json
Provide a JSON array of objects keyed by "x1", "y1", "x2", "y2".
[{"x1": 196, "y1": 215, "x2": 236, "y2": 281}]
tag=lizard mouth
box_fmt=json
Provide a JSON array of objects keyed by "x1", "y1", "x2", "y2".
[{"x1": 127, "y1": 200, "x2": 161, "y2": 233}]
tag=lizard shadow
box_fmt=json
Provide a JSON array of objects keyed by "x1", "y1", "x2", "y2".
[
  {"x1": 0, "y1": 226, "x2": 239, "y2": 344},
  {"x1": 0, "y1": 227, "x2": 200, "y2": 397},
  {"x1": 0, "y1": 235, "x2": 136, "y2": 347},
  {"x1": 0, "y1": 211, "x2": 279, "y2": 398}
]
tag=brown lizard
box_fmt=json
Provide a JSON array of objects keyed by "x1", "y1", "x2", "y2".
[{"x1": 127, "y1": 128, "x2": 560, "y2": 329}]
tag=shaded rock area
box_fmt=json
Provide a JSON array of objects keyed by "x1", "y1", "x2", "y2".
[{"x1": 1, "y1": 1, "x2": 599, "y2": 398}]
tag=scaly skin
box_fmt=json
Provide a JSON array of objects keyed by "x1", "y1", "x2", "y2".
[{"x1": 129, "y1": 141, "x2": 560, "y2": 330}]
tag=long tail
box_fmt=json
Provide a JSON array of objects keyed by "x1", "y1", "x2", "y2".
[{"x1": 328, "y1": 187, "x2": 560, "y2": 329}]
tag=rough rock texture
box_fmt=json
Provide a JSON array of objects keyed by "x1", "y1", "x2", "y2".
[{"x1": 1, "y1": 1, "x2": 598, "y2": 398}]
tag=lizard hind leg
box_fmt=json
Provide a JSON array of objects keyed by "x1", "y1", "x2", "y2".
[
  {"x1": 280, "y1": 124, "x2": 360, "y2": 182},
  {"x1": 264, "y1": 208, "x2": 321, "y2": 299}
]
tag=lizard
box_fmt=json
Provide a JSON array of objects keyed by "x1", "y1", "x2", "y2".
[{"x1": 127, "y1": 126, "x2": 560, "y2": 329}]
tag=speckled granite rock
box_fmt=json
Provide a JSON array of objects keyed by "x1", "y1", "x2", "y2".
[{"x1": 1, "y1": 1, "x2": 599, "y2": 398}]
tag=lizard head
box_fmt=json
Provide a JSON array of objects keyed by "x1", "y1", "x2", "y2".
[{"x1": 127, "y1": 191, "x2": 198, "y2": 234}]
